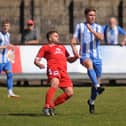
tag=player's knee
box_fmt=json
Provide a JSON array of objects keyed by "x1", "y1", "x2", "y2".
[
  {"x1": 83, "y1": 59, "x2": 93, "y2": 69},
  {"x1": 68, "y1": 92, "x2": 73, "y2": 97},
  {"x1": 66, "y1": 89, "x2": 74, "y2": 97},
  {"x1": 7, "y1": 72, "x2": 13, "y2": 78},
  {"x1": 50, "y1": 78, "x2": 60, "y2": 88}
]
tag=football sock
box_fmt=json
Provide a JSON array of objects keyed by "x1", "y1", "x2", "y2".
[
  {"x1": 54, "y1": 93, "x2": 72, "y2": 106},
  {"x1": 87, "y1": 69, "x2": 99, "y2": 87},
  {"x1": 89, "y1": 98, "x2": 95, "y2": 105},
  {"x1": 8, "y1": 89, "x2": 13, "y2": 95},
  {"x1": 90, "y1": 87, "x2": 98, "y2": 103},
  {"x1": 45, "y1": 87, "x2": 57, "y2": 108},
  {"x1": 7, "y1": 72, "x2": 13, "y2": 90}
]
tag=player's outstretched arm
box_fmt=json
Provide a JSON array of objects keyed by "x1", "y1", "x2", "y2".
[
  {"x1": 34, "y1": 57, "x2": 45, "y2": 69},
  {"x1": 0, "y1": 45, "x2": 7, "y2": 49},
  {"x1": 0, "y1": 44, "x2": 14, "y2": 50},
  {"x1": 70, "y1": 37, "x2": 80, "y2": 58},
  {"x1": 7, "y1": 44, "x2": 15, "y2": 50},
  {"x1": 67, "y1": 56, "x2": 79, "y2": 63}
]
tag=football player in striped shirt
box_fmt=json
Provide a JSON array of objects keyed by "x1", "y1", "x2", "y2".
[
  {"x1": 71, "y1": 7, "x2": 105, "y2": 114},
  {"x1": 0, "y1": 20, "x2": 20, "y2": 98}
]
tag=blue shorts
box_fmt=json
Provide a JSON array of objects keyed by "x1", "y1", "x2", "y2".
[
  {"x1": 0, "y1": 62, "x2": 12, "y2": 73},
  {"x1": 80, "y1": 56, "x2": 102, "y2": 78}
]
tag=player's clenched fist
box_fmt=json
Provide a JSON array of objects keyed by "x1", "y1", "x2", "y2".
[{"x1": 34, "y1": 57, "x2": 45, "y2": 69}]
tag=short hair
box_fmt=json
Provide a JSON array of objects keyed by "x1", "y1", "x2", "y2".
[
  {"x1": 84, "y1": 7, "x2": 96, "y2": 16},
  {"x1": 46, "y1": 30, "x2": 58, "y2": 41},
  {"x1": 2, "y1": 20, "x2": 10, "y2": 25}
]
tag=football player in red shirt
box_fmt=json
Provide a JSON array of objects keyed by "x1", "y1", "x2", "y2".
[{"x1": 34, "y1": 30, "x2": 78, "y2": 116}]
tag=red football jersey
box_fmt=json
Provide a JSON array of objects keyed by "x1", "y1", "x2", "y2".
[{"x1": 36, "y1": 44, "x2": 70, "y2": 69}]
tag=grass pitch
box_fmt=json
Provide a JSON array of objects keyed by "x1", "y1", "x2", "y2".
[{"x1": 0, "y1": 86, "x2": 126, "y2": 126}]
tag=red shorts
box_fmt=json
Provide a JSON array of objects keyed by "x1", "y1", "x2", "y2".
[{"x1": 47, "y1": 66, "x2": 73, "y2": 88}]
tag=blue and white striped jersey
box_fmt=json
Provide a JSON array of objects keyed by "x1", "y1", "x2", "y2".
[
  {"x1": 73, "y1": 22, "x2": 103, "y2": 59},
  {"x1": 0, "y1": 32, "x2": 10, "y2": 63},
  {"x1": 103, "y1": 25, "x2": 126, "y2": 45}
]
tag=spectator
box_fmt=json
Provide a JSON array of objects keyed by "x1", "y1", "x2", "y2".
[
  {"x1": 21, "y1": 19, "x2": 39, "y2": 45},
  {"x1": 0, "y1": 20, "x2": 20, "y2": 98},
  {"x1": 18, "y1": 19, "x2": 39, "y2": 86},
  {"x1": 103, "y1": 17, "x2": 126, "y2": 45}
]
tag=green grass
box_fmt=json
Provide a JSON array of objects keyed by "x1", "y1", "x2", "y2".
[{"x1": 0, "y1": 86, "x2": 126, "y2": 126}]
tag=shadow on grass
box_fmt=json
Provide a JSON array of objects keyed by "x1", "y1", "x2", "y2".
[
  {"x1": 0, "y1": 113, "x2": 44, "y2": 117},
  {"x1": 0, "y1": 111, "x2": 105, "y2": 118}
]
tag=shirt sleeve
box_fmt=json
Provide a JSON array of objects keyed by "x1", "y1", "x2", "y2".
[
  {"x1": 118, "y1": 26, "x2": 126, "y2": 35},
  {"x1": 96, "y1": 24, "x2": 104, "y2": 33},
  {"x1": 73, "y1": 23, "x2": 81, "y2": 40},
  {"x1": 36, "y1": 46, "x2": 46, "y2": 59}
]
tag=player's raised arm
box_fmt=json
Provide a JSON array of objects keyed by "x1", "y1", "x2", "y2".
[{"x1": 86, "y1": 23, "x2": 104, "y2": 41}]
